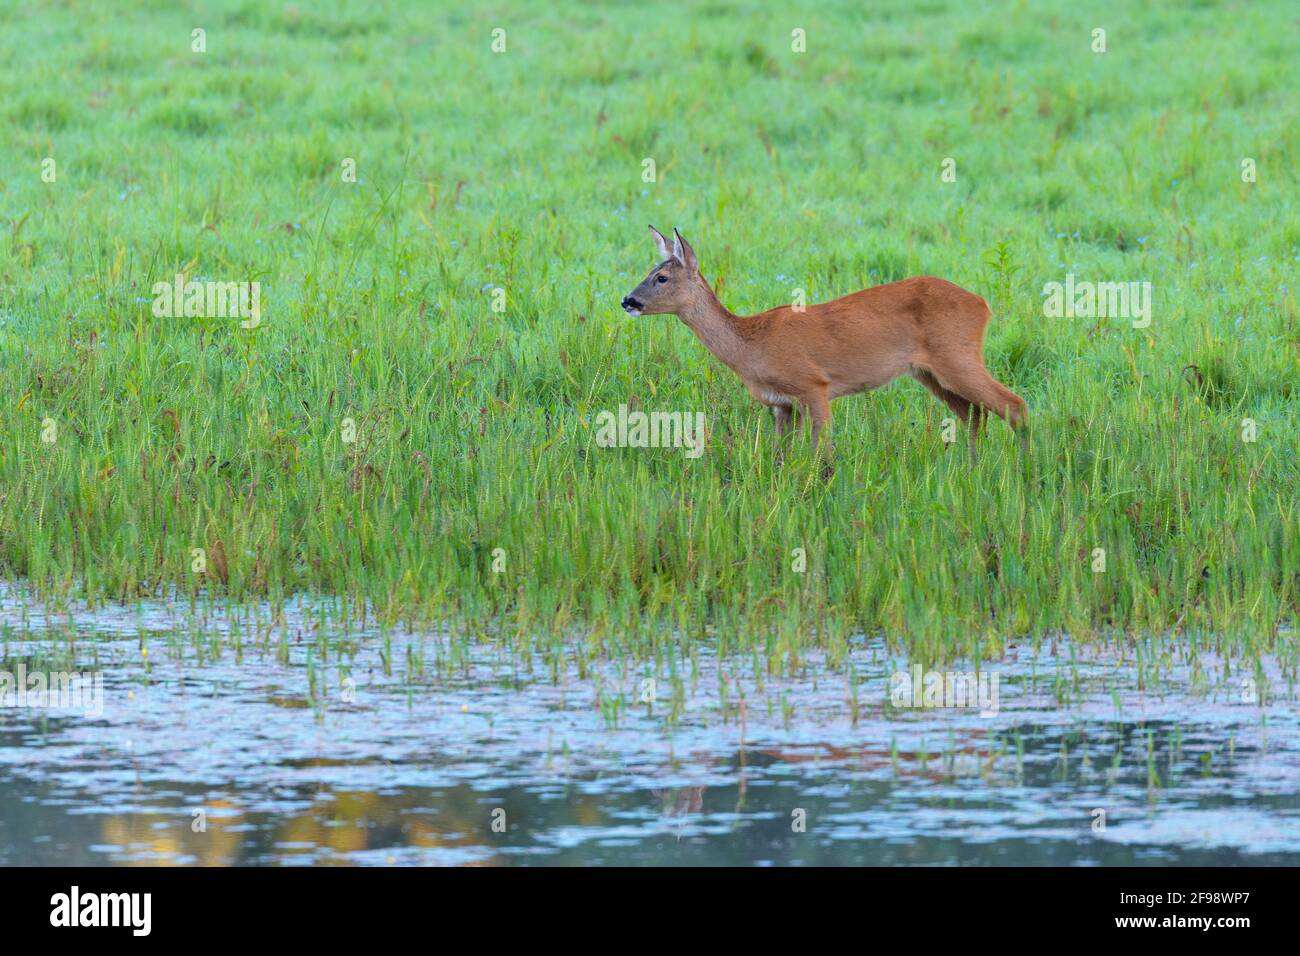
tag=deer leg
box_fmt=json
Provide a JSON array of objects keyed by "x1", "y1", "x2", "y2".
[
  {"x1": 913, "y1": 369, "x2": 972, "y2": 423},
  {"x1": 797, "y1": 391, "x2": 830, "y2": 447},
  {"x1": 772, "y1": 404, "x2": 792, "y2": 464},
  {"x1": 914, "y1": 369, "x2": 981, "y2": 461},
  {"x1": 772, "y1": 404, "x2": 792, "y2": 438},
  {"x1": 796, "y1": 390, "x2": 833, "y2": 477},
  {"x1": 929, "y1": 364, "x2": 1028, "y2": 436}
]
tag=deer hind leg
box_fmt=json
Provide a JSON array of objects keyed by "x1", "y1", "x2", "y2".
[
  {"x1": 914, "y1": 369, "x2": 983, "y2": 460},
  {"x1": 928, "y1": 362, "x2": 1027, "y2": 435},
  {"x1": 913, "y1": 369, "x2": 973, "y2": 424}
]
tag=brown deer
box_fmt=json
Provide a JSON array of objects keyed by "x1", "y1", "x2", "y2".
[{"x1": 622, "y1": 226, "x2": 1027, "y2": 458}]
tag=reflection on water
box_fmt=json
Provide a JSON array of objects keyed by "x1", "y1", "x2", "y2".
[{"x1": 1, "y1": 585, "x2": 1297, "y2": 865}]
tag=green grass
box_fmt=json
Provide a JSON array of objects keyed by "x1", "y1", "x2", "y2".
[{"x1": 0, "y1": 0, "x2": 1297, "y2": 665}]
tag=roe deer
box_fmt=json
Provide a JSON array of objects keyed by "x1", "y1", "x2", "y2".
[{"x1": 621, "y1": 226, "x2": 1027, "y2": 459}]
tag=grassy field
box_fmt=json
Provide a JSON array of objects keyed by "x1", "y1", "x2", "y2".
[{"x1": 0, "y1": 0, "x2": 1296, "y2": 666}]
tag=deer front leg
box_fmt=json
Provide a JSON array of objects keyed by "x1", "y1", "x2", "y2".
[
  {"x1": 772, "y1": 404, "x2": 793, "y2": 464},
  {"x1": 800, "y1": 391, "x2": 831, "y2": 449},
  {"x1": 772, "y1": 404, "x2": 792, "y2": 438},
  {"x1": 799, "y1": 390, "x2": 833, "y2": 477}
]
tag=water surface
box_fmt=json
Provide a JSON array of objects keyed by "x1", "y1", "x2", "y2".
[{"x1": 2, "y1": 586, "x2": 1297, "y2": 865}]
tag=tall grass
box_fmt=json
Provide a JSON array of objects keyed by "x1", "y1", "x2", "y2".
[{"x1": 0, "y1": 1, "x2": 1296, "y2": 663}]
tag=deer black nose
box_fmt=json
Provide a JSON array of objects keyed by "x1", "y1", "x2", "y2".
[{"x1": 622, "y1": 296, "x2": 642, "y2": 310}]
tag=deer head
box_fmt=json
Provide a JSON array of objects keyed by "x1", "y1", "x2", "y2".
[{"x1": 622, "y1": 226, "x2": 705, "y2": 317}]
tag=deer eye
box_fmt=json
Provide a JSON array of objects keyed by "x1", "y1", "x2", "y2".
[{"x1": 655, "y1": 274, "x2": 668, "y2": 284}]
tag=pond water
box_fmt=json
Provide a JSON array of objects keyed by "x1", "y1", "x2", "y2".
[{"x1": 1, "y1": 585, "x2": 1297, "y2": 865}]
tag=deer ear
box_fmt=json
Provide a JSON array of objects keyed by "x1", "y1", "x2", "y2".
[
  {"x1": 648, "y1": 225, "x2": 671, "y2": 260},
  {"x1": 672, "y1": 228, "x2": 698, "y2": 272}
]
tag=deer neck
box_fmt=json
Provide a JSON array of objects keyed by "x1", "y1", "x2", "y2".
[{"x1": 677, "y1": 287, "x2": 748, "y2": 372}]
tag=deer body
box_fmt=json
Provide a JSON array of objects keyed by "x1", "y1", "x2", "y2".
[{"x1": 623, "y1": 227, "x2": 1027, "y2": 453}]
